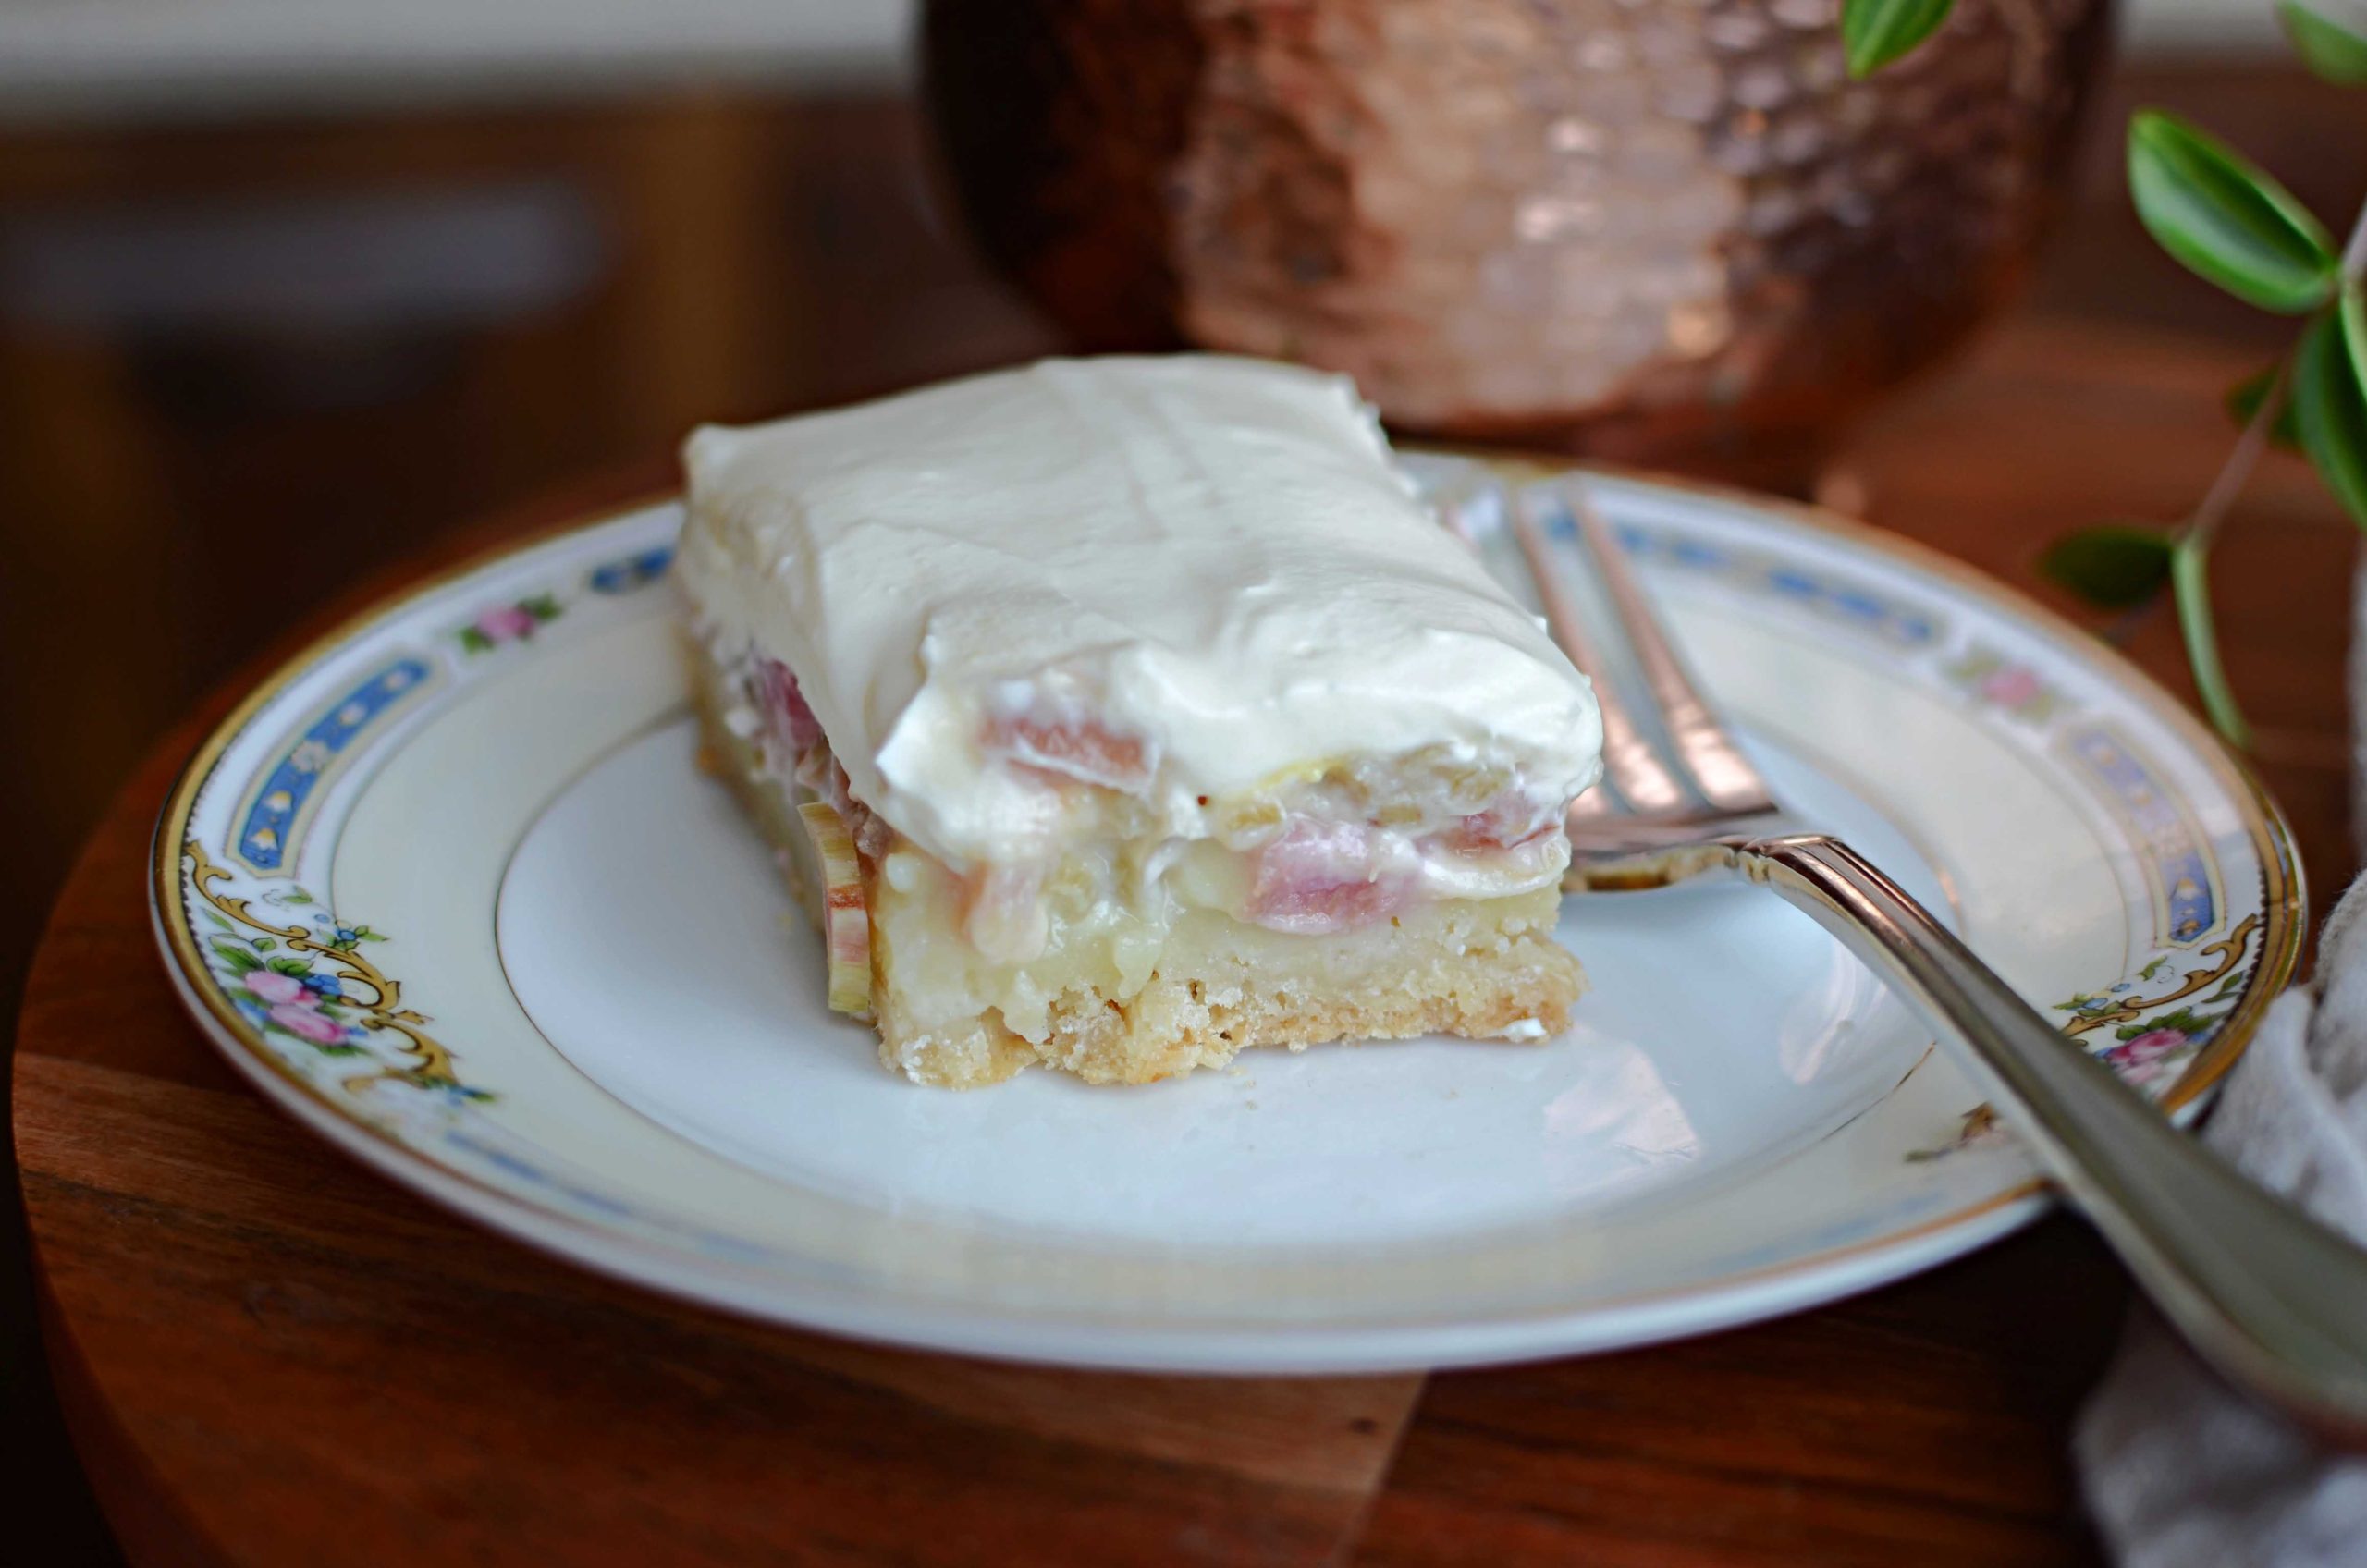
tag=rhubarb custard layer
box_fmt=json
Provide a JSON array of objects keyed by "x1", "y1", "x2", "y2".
[{"x1": 677, "y1": 355, "x2": 1603, "y2": 1087}]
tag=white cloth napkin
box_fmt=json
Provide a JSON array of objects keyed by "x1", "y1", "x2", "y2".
[{"x1": 2075, "y1": 876, "x2": 2367, "y2": 1567}]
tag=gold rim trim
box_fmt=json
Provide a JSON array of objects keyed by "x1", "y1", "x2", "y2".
[{"x1": 149, "y1": 459, "x2": 2307, "y2": 1321}]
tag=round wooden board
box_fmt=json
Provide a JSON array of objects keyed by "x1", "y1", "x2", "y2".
[{"x1": 18, "y1": 312, "x2": 2361, "y2": 1565}]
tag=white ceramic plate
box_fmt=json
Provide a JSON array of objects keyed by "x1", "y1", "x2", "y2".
[{"x1": 153, "y1": 454, "x2": 2302, "y2": 1373}]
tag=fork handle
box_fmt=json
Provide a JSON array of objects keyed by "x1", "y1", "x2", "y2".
[{"x1": 1739, "y1": 831, "x2": 2367, "y2": 1445}]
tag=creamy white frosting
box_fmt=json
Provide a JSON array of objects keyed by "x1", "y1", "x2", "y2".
[{"x1": 676, "y1": 354, "x2": 1603, "y2": 869}]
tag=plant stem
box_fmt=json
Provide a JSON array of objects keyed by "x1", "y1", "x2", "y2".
[
  {"x1": 2117, "y1": 198, "x2": 2367, "y2": 745},
  {"x1": 2171, "y1": 534, "x2": 2250, "y2": 749},
  {"x1": 2134, "y1": 337, "x2": 2286, "y2": 745},
  {"x1": 2186, "y1": 190, "x2": 2367, "y2": 552},
  {"x1": 2175, "y1": 194, "x2": 2367, "y2": 741},
  {"x1": 2180, "y1": 362, "x2": 2288, "y2": 555}
]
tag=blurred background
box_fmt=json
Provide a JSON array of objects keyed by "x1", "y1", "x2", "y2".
[{"x1": 4, "y1": 1, "x2": 2363, "y2": 1562}]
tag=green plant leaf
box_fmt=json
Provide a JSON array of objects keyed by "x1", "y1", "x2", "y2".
[
  {"x1": 212, "y1": 940, "x2": 263, "y2": 975},
  {"x1": 2171, "y1": 534, "x2": 2252, "y2": 748},
  {"x1": 2128, "y1": 110, "x2": 2338, "y2": 313},
  {"x1": 266, "y1": 957, "x2": 313, "y2": 977},
  {"x1": 2295, "y1": 298, "x2": 2367, "y2": 530},
  {"x1": 2226, "y1": 363, "x2": 2305, "y2": 448},
  {"x1": 2279, "y1": 0, "x2": 2367, "y2": 83},
  {"x1": 1842, "y1": 0, "x2": 1956, "y2": 75},
  {"x1": 2040, "y1": 524, "x2": 2175, "y2": 609},
  {"x1": 2349, "y1": 279, "x2": 2367, "y2": 378}
]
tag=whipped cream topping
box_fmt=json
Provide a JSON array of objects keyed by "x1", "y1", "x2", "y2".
[{"x1": 677, "y1": 354, "x2": 1603, "y2": 870}]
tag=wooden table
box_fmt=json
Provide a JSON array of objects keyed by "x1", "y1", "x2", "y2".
[{"x1": 14, "y1": 302, "x2": 2361, "y2": 1566}]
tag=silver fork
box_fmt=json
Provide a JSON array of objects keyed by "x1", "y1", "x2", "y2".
[{"x1": 1479, "y1": 474, "x2": 2367, "y2": 1445}]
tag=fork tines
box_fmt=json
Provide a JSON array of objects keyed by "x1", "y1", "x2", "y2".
[{"x1": 1507, "y1": 484, "x2": 1778, "y2": 828}]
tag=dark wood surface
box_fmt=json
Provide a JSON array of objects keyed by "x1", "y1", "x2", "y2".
[{"x1": 12, "y1": 65, "x2": 2367, "y2": 1568}]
